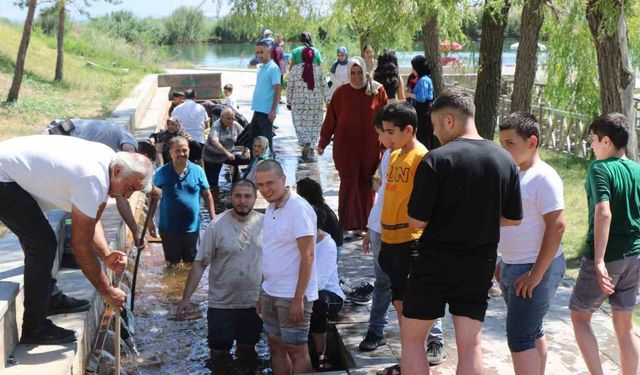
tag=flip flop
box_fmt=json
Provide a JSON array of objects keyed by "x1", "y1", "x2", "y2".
[{"x1": 377, "y1": 364, "x2": 401, "y2": 375}]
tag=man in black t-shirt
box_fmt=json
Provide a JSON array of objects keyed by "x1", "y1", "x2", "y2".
[{"x1": 399, "y1": 88, "x2": 522, "y2": 375}]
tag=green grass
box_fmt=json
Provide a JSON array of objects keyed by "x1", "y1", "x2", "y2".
[
  {"x1": 0, "y1": 18, "x2": 161, "y2": 141},
  {"x1": 539, "y1": 149, "x2": 591, "y2": 277}
]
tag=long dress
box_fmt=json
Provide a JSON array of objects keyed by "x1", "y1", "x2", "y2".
[
  {"x1": 287, "y1": 64, "x2": 332, "y2": 147},
  {"x1": 318, "y1": 84, "x2": 388, "y2": 231}
]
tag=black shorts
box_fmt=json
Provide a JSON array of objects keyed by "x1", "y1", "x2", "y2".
[
  {"x1": 207, "y1": 307, "x2": 263, "y2": 351},
  {"x1": 403, "y1": 247, "x2": 497, "y2": 322},
  {"x1": 378, "y1": 240, "x2": 419, "y2": 302},
  {"x1": 159, "y1": 231, "x2": 199, "y2": 264}
]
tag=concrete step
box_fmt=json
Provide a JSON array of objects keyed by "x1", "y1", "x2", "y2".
[
  {"x1": 0, "y1": 210, "x2": 67, "y2": 369},
  {"x1": 0, "y1": 201, "x2": 128, "y2": 374}
]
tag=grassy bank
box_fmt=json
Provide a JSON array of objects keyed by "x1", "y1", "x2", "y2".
[{"x1": 0, "y1": 19, "x2": 161, "y2": 141}]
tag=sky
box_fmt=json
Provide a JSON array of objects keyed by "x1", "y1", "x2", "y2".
[{"x1": 0, "y1": 0, "x2": 230, "y2": 22}]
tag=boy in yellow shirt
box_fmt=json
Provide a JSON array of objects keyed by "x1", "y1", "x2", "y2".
[{"x1": 378, "y1": 102, "x2": 445, "y2": 370}]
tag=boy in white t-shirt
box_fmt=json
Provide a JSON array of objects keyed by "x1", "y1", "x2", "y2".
[
  {"x1": 497, "y1": 112, "x2": 567, "y2": 375},
  {"x1": 224, "y1": 84, "x2": 238, "y2": 109}
]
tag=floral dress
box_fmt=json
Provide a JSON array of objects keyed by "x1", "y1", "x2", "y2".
[{"x1": 287, "y1": 64, "x2": 332, "y2": 147}]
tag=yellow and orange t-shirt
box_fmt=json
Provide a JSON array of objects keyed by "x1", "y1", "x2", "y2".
[{"x1": 381, "y1": 143, "x2": 428, "y2": 244}]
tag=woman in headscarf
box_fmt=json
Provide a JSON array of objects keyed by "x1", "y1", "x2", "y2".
[
  {"x1": 287, "y1": 47, "x2": 331, "y2": 161},
  {"x1": 374, "y1": 49, "x2": 405, "y2": 102},
  {"x1": 362, "y1": 44, "x2": 377, "y2": 74},
  {"x1": 242, "y1": 136, "x2": 271, "y2": 183},
  {"x1": 290, "y1": 32, "x2": 322, "y2": 68},
  {"x1": 318, "y1": 56, "x2": 388, "y2": 236},
  {"x1": 148, "y1": 116, "x2": 200, "y2": 164},
  {"x1": 406, "y1": 55, "x2": 438, "y2": 150},
  {"x1": 329, "y1": 47, "x2": 350, "y2": 96}
]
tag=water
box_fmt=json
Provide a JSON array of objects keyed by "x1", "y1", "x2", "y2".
[
  {"x1": 164, "y1": 40, "x2": 548, "y2": 69},
  {"x1": 121, "y1": 186, "x2": 268, "y2": 374}
]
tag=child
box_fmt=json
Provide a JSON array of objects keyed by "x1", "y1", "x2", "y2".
[
  {"x1": 309, "y1": 207, "x2": 345, "y2": 371},
  {"x1": 223, "y1": 84, "x2": 238, "y2": 109},
  {"x1": 570, "y1": 113, "x2": 640, "y2": 375},
  {"x1": 498, "y1": 112, "x2": 566, "y2": 375},
  {"x1": 169, "y1": 91, "x2": 185, "y2": 116},
  {"x1": 377, "y1": 102, "x2": 444, "y2": 373}
]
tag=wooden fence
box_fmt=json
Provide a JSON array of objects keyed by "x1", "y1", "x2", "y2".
[{"x1": 445, "y1": 82, "x2": 640, "y2": 160}]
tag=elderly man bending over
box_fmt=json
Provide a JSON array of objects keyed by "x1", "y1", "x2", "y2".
[{"x1": 0, "y1": 135, "x2": 153, "y2": 346}]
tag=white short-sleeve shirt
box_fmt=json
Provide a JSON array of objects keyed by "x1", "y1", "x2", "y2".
[
  {"x1": 0, "y1": 135, "x2": 113, "y2": 218},
  {"x1": 172, "y1": 99, "x2": 209, "y2": 144},
  {"x1": 262, "y1": 192, "x2": 318, "y2": 301},
  {"x1": 498, "y1": 160, "x2": 564, "y2": 264}
]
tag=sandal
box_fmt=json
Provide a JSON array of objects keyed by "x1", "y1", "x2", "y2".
[
  {"x1": 318, "y1": 354, "x2": 333, "y2": 371},
  {"x1": 377, "y1": 363, "x2": 401, "y2": 375}
]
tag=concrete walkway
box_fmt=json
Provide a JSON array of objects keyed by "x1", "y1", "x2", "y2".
[{"x1": 187, "y1": 68, "x2": 640, "y2": 374}]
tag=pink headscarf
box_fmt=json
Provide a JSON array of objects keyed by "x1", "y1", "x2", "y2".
[{"x1": 301, "y1": 47, "x2": 315, "y2": 90}]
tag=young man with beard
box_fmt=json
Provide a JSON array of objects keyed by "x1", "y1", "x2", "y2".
[{"x1": 177, "y1": 179, "x2": 263, "y2": 375}]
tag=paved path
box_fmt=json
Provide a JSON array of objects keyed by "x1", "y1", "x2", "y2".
[{"x1": 149, "y1": 68, "x2": 636, "y2": 374}]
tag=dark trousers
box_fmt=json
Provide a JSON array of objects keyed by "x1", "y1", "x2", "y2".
[
  {"x1": 159, "y1": 231, "x2": 199, "y2": 264},
  {"x1": 249, "y1": 111, "x2": 274, "y2": 153},
  {"x1": 310, "y1": 290, "x2": 344, "y2": 334},
  {"x1": 204, "y1": 154, "x2": 250, "y2": 187},
  {"x1": 0, "y1": 182, "x2": 57, "y2": 333}
]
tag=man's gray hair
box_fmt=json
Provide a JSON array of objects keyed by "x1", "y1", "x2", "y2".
[{"x1": 110, "y1": 152, "x2": 154, "y2": 193}]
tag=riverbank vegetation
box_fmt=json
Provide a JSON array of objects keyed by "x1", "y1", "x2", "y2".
[{"x1": 0, "y1": 18, "x2": 160, "y2": 140}]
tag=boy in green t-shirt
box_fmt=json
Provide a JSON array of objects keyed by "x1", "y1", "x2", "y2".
[{"x1": 570, "y1": 113, "x2": 640, "y2": 375}]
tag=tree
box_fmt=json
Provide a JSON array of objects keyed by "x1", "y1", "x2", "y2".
[
  {"x1": 586, "y1": 0, "x2": 636, "y2": 159},
  {"x1": 55, "y1": 0, "x2": 65, "y2": 81},
  {"x1": 421, "y1": 14, "x2": 444, "y2": 97},
  {"x1": 475, "y1": 0, "x2": 511, "y2": 139},
  {"x1": 6, "y1": 0, "x2": 37, "y2": 103},
  {"x1": 510, "y1": 0, "x2": 545, "y2": 112}
]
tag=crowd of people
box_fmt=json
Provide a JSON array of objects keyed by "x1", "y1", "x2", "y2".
[{"x1": 0, "y1": 27, "x2": 638, "y2": 375}]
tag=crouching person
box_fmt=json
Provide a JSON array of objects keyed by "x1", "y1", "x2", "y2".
[{"x1": 176, "y1": 179, "x2": 263, "y2": 375}]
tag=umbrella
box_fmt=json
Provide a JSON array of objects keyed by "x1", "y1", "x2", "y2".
[
  {"x1": 439, "y1": 40, "x2": 463, "y2": 52},
  {"x1": 510, "y1": 42, "x2": 547, "y2": 51}
]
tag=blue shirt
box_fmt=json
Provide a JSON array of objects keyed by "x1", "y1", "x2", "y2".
[
  {"x1": 153, "y1": 161, "x2": 209, "y2": 233},
  {"x1": 252, "y1": 60, "x2": 281, "y2": 114},
  {"x1": 413, "y1": 76, "x2": 434, "y2": 103}
]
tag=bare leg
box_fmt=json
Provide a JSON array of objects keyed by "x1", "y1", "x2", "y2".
[
  {"x1": 571, "y1": 310, "x2": 604, "y2": 375},
  {"x1": 284, "y1": 343, "x2": 313, "y2": 374},
  {"x1": 393, "y1": 300, "x2": 404, "y2": 329},
  {"x1": 452, "y1": 315, "x2": 483, "y2": 375},
  {"x1": 612, "y1": 310, "x2": 640, "y2": 375},
  {"x1": 400, "y1": 317, "x2": 433, "y2": 375},
  {"x1": 511, "y1": 348, "x2": 541, "y2": 375},
  {"x1": 536, "y1": 335, "x2": 548, "y2": 375},
  {"x1": 268, "y1": 334, "x2": 293, "y2": 375}
]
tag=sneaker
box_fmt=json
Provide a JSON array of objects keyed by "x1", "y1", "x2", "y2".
[
  {"x1": 339, "y1": 278, "x2": 355, "y2": 295},
  {"x1": 426, "y1": 341, "x2": 446, "y2": 366},
  {"x1": 359, "y1": 331, "x2": 386, "y2": 352},
  {"x1": 349, "y1": 281, "x2": 374, "y2": 305},
  {"x1": 20, "y1": 319, "x2": 76, "y2": 345},
  {"x1": 48, "y1": 292, "x2": 91, "y2": 315}
]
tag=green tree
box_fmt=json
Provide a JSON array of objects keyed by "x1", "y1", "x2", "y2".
[
  {"x1": 7, "y1": 0, "x2": 37, "y2": 102},
  {"x1": 164, "y1": 6, "x2": 205, "y2": 44},
  {"x1": 475, "y1": 0, "x2": 511, "y2": 139},
  {"x1": 586, "y1": 0, "x2": 636, "y2": 159},
  {"x1": 510, "y1": 0, "x2": 546, "y2": 112}
]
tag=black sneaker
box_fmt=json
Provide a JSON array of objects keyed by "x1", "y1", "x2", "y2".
[
  {"x1": 20, "y1": 319, "x2": 76, "y2": 345},
  {"x1": 359, "y1": 331, "x2": 386, "y2": 352},
  {"x1": 348, "y1": 281, "x2": 374, "y2": 305},
  {"x1": 427, "y1": 341, "x2": 446, "y2": 366},
  {"x1": 48, "y1": 292, "x2": 91, "y2": 315}
]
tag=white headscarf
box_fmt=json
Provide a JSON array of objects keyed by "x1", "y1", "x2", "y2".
[{"x1": 348, "y1": 56, "x2": 383, "y2": 96}]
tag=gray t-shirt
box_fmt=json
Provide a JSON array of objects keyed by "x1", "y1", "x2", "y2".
[
  {"x1": 202, "y1": 119, "x2": 244, "y2": 163},
  {"x1": 195, "y1": 209, "x2": 263, "y2": 309},
  {"x1": 70, "y1": 119, "x2": 138, "y2": 151}
]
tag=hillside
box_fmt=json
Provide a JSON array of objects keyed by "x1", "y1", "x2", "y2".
[{"x1": 0, "y1": 18, "x2": 160, "y2": 141}]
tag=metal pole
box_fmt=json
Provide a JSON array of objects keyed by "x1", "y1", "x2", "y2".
[
  {"x1": 131, "y1": 196, "x2": 158, "y2": 312},
  {"x1": 115, "y1": 307, "x2": 121, "y2": 374}
]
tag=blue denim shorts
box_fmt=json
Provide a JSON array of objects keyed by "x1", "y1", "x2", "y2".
[
  {"x1": 260, "y1": 291, "x2": 312, "y2": 345},
  {"x1": 499, "y1": 254, "x2": 565, "y2": 352}
]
